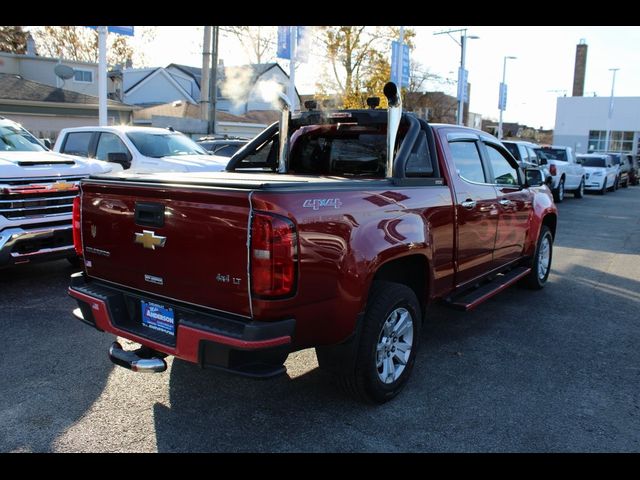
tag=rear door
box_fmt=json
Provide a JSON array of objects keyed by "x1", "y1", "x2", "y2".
[
  {"x1": 80, "y1": 180, "x2": 253, "y2": 317},
  {"x1": 442, "y1": 131, "x2": 499, "y2": 286}
]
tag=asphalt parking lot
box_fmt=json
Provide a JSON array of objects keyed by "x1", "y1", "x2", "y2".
[{"x1": 1, "y1": 187, "x2": 639, "y2": 453}]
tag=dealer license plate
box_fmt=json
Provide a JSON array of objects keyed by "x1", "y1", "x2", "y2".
[{"x1": 141, "y1": 301, "x2": 175, "y2": 336}]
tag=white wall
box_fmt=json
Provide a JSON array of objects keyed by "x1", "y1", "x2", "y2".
[
  {"x1": 0, "y1": 53, "x2": 99, "y2": 96},
  {"x1": 124, "y1": 73, "x2": 191, "y2": 105},
  {"x1": 555, "y1": 96, "x2": 640, "y2": 134},
  {"x1": 123, "y1": 68, "x2": 157, "y2": 92},
  {"x1": 554, "y1": 96, "x2": 640, "y2": 153}
]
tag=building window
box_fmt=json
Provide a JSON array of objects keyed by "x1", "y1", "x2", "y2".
[
  {"x1": 74, "y1": 69, "x2": 93, "y2": 83},
  {"x1": 588, "y1": 130, "x2": 634, "y2": 153}
]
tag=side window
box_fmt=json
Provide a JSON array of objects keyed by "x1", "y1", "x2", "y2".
[
  {"x1": 485, "y1": 143, "x2": 519, "y2": 185},
  {"x1": 61, "y1": 132, "x2": 92, "y2": 157},
  {"x1": 235, "y1": 137, "x2": 278, "y2": 170},
  {"x1": 95, "y1": 133, "x2": 130, "y2": 161},
  {"x1": 525, "y1": 146, "x2": 538, "y2": 165},
  {"x1": 405, "y1": 131, "x2": 434, "y2": 177},
  {"x1": 449, "y1": 141, "x2": 487, "y2": 183},
  {"x1": 214, "y1": 144, "x2": 242, "y2": 157},
  {"x1": 518, "y1": 144, "x2": 528, "y2": 163}
]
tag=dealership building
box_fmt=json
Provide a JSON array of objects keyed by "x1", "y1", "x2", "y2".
[{"x1": 553, "y1": 96, "x2": 640, "y2": 156}]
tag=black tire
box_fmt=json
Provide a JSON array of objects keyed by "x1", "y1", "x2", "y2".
[
  {"x1": 523, "y1": 225, "x2": 553, "y2": 290},
  {"x1": 332, "y1": 281, "x2": 421, "y2": 404},
  {"x1": 622, "y1": 178, "x2": 628, "y2": 188},
  {"x1": 574, "y1": 178, "x2": 585, "y2": 198},
  {"x1": 613, "y1": 176, "x2": 619, "y2": 191},
  {"x1": 599, "y1": 179, "x2": 607, "y2": 195},
  {"x1": 553, "y1": 178, "x2": 565, "y2": 203}
]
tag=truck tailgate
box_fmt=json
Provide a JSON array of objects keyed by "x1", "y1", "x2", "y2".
[{"x1": 80, "y1": 181, "x2": 252, "y2": 317}]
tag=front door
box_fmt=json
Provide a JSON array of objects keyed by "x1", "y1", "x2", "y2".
[
  {"x1": 481, "y1": 142, "x2": 533, "y2": 267},
  {"x1": 445, "y1": 135, "x2": 499, "y2": 286}
]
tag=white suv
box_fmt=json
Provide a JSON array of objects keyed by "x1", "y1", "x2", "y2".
[
  {"x1": 0, "y1": 116, "x2": 115, "y2": 268},
  {"x1": 576, "y1": 153, "x2": 617, "y2": 194},
  {"x1": 533, "y1": 145, "x2": 586, "y2": 203},
  {"x1": 54, "y1": 126, "x2": 229, "y2": 174}
]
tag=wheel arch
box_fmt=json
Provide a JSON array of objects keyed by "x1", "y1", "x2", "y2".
[
  {"x1": 542, "y1": 212, "x2": 557, "y2": 239},
  {"x1": 368, "y1": 253, "x2": 430, "y2": 318}
]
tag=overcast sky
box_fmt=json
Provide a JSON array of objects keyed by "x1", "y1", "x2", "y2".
[{"x1": 134, "y1": 26, "x2": 640, "y2": 130}]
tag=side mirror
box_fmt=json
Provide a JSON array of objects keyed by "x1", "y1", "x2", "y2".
[
  {"x1": 107, "y1": 152, "x2": 132, "y2": 169},
  {"x1": 524, "y1": 168, "x2": 544, "y2": 187},
  {"x1": 41, "y1": 138, "x2": 52, "y2": 149},
  {"x1": 538, "y1": 157, "x2": 548, "y2": 165}
]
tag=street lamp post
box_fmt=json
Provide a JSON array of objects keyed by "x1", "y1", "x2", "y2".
[
  {"x1": 604, "y1": 68, "x2": 619, "y2": 152},
  {"x1": 498, "y1": 55, "x2": 517, "y2": 140},
  {"x1": 433, "y1": 28, "x2": 478, "y2": 125}
]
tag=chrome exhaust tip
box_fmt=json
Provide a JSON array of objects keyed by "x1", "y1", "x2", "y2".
[{"x1": 109, "y1": 341, "x2": 167, "y2": 373}]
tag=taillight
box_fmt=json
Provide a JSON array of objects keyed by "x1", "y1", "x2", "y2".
[
  {"x1": 549, "y1": 164, "x2": 557, "y2": 176},
  {"x1": 251, "y1": 212, "x2": 297, "y2": 298},
  {"x1": 72, "y1": 195, "x2": 82, "y2": 256}
]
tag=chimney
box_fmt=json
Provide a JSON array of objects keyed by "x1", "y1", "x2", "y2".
[
  {"x1": 26, "y1": 33, "x2": 37, "y2": 56},
  {"x1": 572, "y1": 39, "x2": 588, "y2": 97}
]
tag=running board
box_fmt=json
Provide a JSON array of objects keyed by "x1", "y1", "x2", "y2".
[{"x1": 446, "y1": 267, "x2": 531, "y2": 311}]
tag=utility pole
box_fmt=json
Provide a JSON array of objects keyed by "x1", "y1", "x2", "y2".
[
  {"x1": 604, "y1": 68, "x2": 619, "y2": 152},
  {"x1": 433, "y1": 28, "x2": 478, "y2": 126},
  {"x1": 201, "y1": 26, "x2": 212, "y2": 123},
  {"x1": 498, "y1": 55, "x2": 517, "y2": 140},
  {"x1": 208, "y1": 26, "x2": 219, "y2": 135}
]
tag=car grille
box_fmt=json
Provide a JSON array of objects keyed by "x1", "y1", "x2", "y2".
[{"x1": 0, "y1": 176, "x2": 84, "y2": 220}]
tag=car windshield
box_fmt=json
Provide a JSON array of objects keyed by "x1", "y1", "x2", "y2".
[
  {"x1": 536, "y1": 148, "x2": 567, "y2": 161},
  {"x1": 580, "y1": 157, "x2": 606, "y2": 167},
  {"x1": 126, "y1": 131, "x2": 208, "y2": 158},
  {"x1": 0, "y1": 123, "x2": 46, "y2": 152}
]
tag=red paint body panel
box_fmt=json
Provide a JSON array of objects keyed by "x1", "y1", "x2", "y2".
[{"x1": 80, "y1": 183, "x2": 252, "y2": 317}]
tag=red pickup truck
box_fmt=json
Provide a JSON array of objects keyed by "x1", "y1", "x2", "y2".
[{"x1": 69, "y1": 84, "x2": 557, "y2": 403}]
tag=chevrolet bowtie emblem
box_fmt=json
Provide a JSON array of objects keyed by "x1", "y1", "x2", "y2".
[
  {"x1": 52, "y1": 180, "x2": 76, "y2": 191},
  {"x1": 134, "y1": 230, "x2": 166, "y2": 250}
]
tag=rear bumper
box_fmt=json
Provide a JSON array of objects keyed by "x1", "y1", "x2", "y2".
[
  {"x1": 68, "y1": 272, "x2": 295, "y2": 377},
  {"x1": 0, "y1": 224, "x2": 74, "y2": 267}
]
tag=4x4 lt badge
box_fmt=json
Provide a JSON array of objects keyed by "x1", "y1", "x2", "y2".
[{"x1": 134, "y1": 230, "x2": 166, "y2": 250}]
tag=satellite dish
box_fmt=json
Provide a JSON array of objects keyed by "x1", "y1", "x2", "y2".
[{"x1": 54, "y1": 64, "x2": 75, "y2": 80}]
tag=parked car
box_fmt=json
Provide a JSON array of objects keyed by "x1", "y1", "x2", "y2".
[
  {"x1": 0, "y1": 116, "x2": 116, "y2": 268},
  {"x1": 624, "y1": 154, "x2": 639, "y2": 186},
  {"x1": 69, "y1": 83, "x2": 557, "y2": 404},
  {"x1": 54, "y1": 126, "x2": 229, "y2": 173},
  {"x1": 533, "y1": 145, "x2": 586, "y2": 202},
  {"x1": 576, "y1": 153, "x2": 618, "y2": 194},
  {"x1": 197, "y1": 136, "x2": 248, "y2": 157},
  {"x1": 605, "y1": 152, "x2": 629, "y2": 188},
  {"x1": 502, "y1": 140, "x2": 552, "y2": 186}
]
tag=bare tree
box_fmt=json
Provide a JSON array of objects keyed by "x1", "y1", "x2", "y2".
[
  {"x1": 33, "y1": 26, "x2": 133, "y2": 66},
  {"x1": 317, "y1": 26, "x2": 417, "y2": 109},
  {"x1": 0, "y1": 26, "x2": 28, "y2": 54},
  {"x1": 226, "y1": 26, "x2": 275, "y2": 64}
]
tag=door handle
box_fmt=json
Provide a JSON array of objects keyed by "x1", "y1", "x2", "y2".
[
  {"x1": 499, "y1": 198, "x2": 512, "y2": 206},
  {"x1": 461, "y1": 199, "x2": 476, "y2": 209}
]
